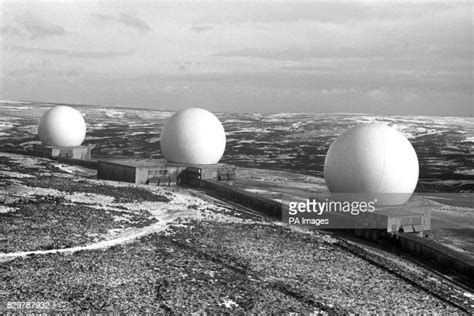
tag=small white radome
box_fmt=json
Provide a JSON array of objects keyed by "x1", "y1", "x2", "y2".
[
  {"x1": 38, "y1": 106, "x2": 86, "y2": 147},
  {"x1": 324, "y1": 123, "x2": 419, "y2": 205},
  {"x1": 160, "y1": 107, "x2": 226, "y2": 164}
]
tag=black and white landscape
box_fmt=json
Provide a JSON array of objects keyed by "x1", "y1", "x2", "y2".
[
  {"x1": 0, "y1": 1, "x2": 473, "y2": 314},
  {"x1": 1, "y1": 100, "x2": 473, "y2": 313},
  {"x1": 1, "y1": 101, "x2": 472, "y2": 190}
]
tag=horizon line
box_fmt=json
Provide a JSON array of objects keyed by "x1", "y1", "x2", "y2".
[{"x1": 0, "y1": 99, "x2": 472, "y2": 119}]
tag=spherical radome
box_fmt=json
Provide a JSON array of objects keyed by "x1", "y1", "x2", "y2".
[
  {"x1": 160, "y1": 108, "x2": 226, "y2": 164},
  {"x1": 38, "y1": 106, "x2": 86, "y2": 147},
  {"x1": 324, "y1": 123, "x2": 419, "y2": 205}
]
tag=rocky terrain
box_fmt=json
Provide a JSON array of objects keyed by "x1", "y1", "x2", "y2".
[
  {"x1": 0, "y1": 101, "x2": 472, "y2": 312},
  {"x1": 1, "y1": 100, "x2": 473, "y2": 192},
  {"x1": 0, "y1": 152, "x2": 472, "y2": 313}
]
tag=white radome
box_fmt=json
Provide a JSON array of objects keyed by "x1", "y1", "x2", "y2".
[
  {"x1": 324, "y1": 123, "x2": 419, "y2": 205},
  {"x1": 38, "y1": 106, "x2": 86, "y2": 147},
  {"x1": 160, "y1": 107, "x2": 226, "y2": 164}
]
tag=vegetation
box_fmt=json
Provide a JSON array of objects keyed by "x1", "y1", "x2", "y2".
[
  {"x1": 0, "y1": 153, "x2": 465, "y2": 313},
  {"x1": 1, "y1": 226, "x2": 316, "y2": 313},
  {"x1": 22, "y1": 177, "x2": 171, "y2": 203},
  {"x1": 1, "y1": 220, "x2": 458, "y2": 313},
  {"x1": 0, "y1": 194, "x2": 157, "y2": 253}
]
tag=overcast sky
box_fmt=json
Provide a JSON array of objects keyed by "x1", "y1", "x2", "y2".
[{"x1": 0, "y1": 1, "x2": 472, "y2": 116}]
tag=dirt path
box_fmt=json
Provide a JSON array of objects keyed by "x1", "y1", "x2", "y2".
[{"x1": 0, "y1": 211, "x2": 179, "y2": 262}]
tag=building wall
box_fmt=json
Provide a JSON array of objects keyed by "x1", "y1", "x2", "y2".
[
  {"x1": 186, "y1": 179, "x2": 282, "y2": 219},
  {"x1": 166, "y1": 165, "x2": 190, "y2": 182},
  {"x1": 72, "y1": 147, "x2": 91, "y2": 160},
  {"x1": 188, "y1": 178, "x2": 472, "y2": 281},
  {"x1": 57, "y1": 157, "x2": 98, "y2": 169},
  {"x1": 51, "y1": 148, "x2": 61, "y2": 158},
  {"x1": 135, "y1": 167, "x2": 149, "y2": 184},
  {"x1": 184, "y1": 165, "x2": 236, "y2": 181},
  {"x1": 49, "y1": 146, "x2": 91, "y2": 160},
  {"x1": 146, "y1": 168, "x2": 172, "y2": 185},
  {"x1": 398, "y1": 233, "x2": 474, "y2": 280},
  {"x1": 97, "y1": 162, "x2": 136, "y2": 183}
]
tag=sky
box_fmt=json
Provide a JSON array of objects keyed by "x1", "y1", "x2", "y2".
[{"x1": 0, "y1": 0, "x2": 472, "y2": 116}]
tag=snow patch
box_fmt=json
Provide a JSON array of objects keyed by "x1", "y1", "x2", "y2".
[
  {"x1": 0, "y1": 205, "x2": 16, "y2": 213},
  {"x1": 454, "y1": 169, "x2": 474, "y2": 176},
  {"x1": 68, "y1": 192, "x2": 115, "y2": 205},
  {"x1": 220, "y1": 298, "x2": 238, "y2": 309},
  {"x1": 0, "y1": 171, "x2": 34, "y2": 178}
]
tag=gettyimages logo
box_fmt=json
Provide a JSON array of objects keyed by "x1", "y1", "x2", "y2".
[
  {"x1": 286, "y1": 198, "x2": 377, "y2": 226},
  {"x1": 288, "y1": 198, "x2": 377, "y2": 216},
  {"x1": 282, "y1": 196, "x2": 382, "y2": 228}
]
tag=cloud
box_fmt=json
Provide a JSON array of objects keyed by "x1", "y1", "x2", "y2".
[
  {"x1": 320, "y1": 88, "x2": 357, "y2": 96},
  {"x1": 177, "y1": 62, "x2": 192, "y2": 71},
  {"x1": 93, "y1": 13, "x2": 151, "y2": 32},
  {"x1": 216, "y1": 42, "x2": 471, "y2": 61},
  {"x1": 0, "y1": 25, "x2": 23, "y2": 37},
  {"x1": 215, "y1": 3, "x2": 471, "y2": 63},
  {"x1": 8, "y1": 68, "x2": 80, "y2": 78},
  {"x1": 118, "y1": 13, "x2": 151, "y2": 32},
  {"x1": 367, "y1": 89, "x2": 390, "y2": 102},
  {"x1": 279, "y1": 65, "x2": 337, "y2": 72},
  {"x1": 216, "y1": 47, "x2": 362, "y2": 60},
  {"x1": 144, "y1": 2, "x2": 460, "y2": 25},
  {"x1": 15, "y1": 15, "x2": 67, "y2": 39},
  {"x1": 191, "y1": 26, "x2": 213, "y2": 33},
  {"x1": 8, "y1": 46, "x2": 133, "y2": 59},
  {"x1": 163, "y1": 84, "x2": 190, "y2": 93}
]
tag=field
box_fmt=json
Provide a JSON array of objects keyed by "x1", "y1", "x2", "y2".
[
  {"x1": 0, "y1": 101, "x2": 473, "y2": 312},
  {"x1": 0, "y1": 152, "x2": 472, "y2": 313},
  {"x1": 2, "y1": 219, "x2": 466, "y2": 313}
]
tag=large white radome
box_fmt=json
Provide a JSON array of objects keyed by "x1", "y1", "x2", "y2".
[
  {"x1": 324, "y1": 123, "x2": 419, "y2": 205},
  {"x1": 38, "y1": 106, "x2": 86, "y2": 147},
  {"x1": 160, "y1": 108, "x2": 226, "y2": 164}
]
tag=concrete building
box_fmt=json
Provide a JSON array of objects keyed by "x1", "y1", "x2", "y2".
[
  {"x1": 29, "y1": 144, "x2": 92, "y2": 160},
  {"x1": 97, "y1": 159, "x2": 235, "y2": 185},
  {"x1": 47, "y1": 145, "x2": 92, "y2": 160}
]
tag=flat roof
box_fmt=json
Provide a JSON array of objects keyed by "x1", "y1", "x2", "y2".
[
  {"x1": 166, "y1": 162, "x2": 234, "y2": 168},
  {"x1": 98, "y1": 159, "x2": 167, "y2": 168},
  {"x1": 42, "y1": 145, "x2": 92, "y2": 149},
  {"x1": 97, "y1": 159, "x2": 234, "y2": 169}
]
